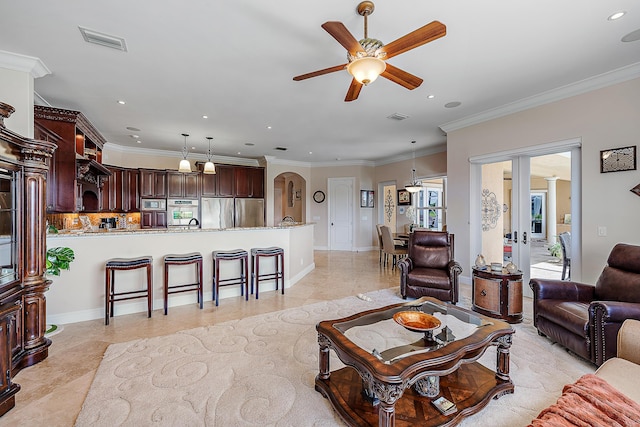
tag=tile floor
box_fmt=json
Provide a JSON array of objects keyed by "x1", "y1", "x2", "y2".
[{"x1": 4, "y1": 250, "x2": 403, "y2": 426}]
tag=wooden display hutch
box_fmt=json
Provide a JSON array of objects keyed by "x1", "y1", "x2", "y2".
[
  {"x1": 0, "y1": 102, "x2": 56, "y2": 416},
  {"x1": 34, "y1": 105, "x2": 110, "y2": 213}
]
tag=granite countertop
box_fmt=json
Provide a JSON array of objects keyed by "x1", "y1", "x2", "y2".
[{"x1": 46, "y1": 223, "x2": 312, "y2": 238}]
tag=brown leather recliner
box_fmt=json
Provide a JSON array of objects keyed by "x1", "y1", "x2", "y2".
[
  {"x1": 398, "y1": 231, "x2": 462, "y2": 303},
  {"x1": 530, "y1": 243, "x2": 640, "y2": 366}
]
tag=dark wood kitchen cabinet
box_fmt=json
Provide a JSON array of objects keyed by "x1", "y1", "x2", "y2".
[
  {"x1": 216, "y1": 165, "x2": 235, "y2": 197},
  {"x1": 102, "y1": 167, "x2": 139, "y2": 212},
  {"x1": 167, "y1": 172, "x2": 199, "y2": 199},
  {"x1": 235, "y1": 166, "x2": 264, "y2": 198},
  {"x1": 141, "y1": 211, "x2": 167, "y2": 229},
  {"x1": 34, "y1": 105, "x2": 109, "y2": 213},
  {"x1": 1, "y1": 102, "x2": 56, "y2": 416},
  {"x1": 139, "y1": 169, "x2": 167, "y2": 198}
]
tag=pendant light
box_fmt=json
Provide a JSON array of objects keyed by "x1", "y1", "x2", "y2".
[
  {"x1": 178, "y1": 133, "x2": 191, "y2": 172},
  {"x1": 203, "y1": 136, "x2": 216, "y2": 174},
  {"x1": 405, "y1": 142, "x2": 422, "y2": 193}
]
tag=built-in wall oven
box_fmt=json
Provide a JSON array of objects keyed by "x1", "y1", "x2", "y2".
[{"x1": 167, "y1": 199, "x2": 200, "y2": 227}]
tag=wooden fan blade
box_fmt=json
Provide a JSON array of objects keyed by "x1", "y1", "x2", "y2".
[
  {"x1": 345, "y1": 79, "x2": 363, "y2": 102},
  {"x1": 382, "y1": 21, "x2": 446, "y2": 60},
  {"x1": 322, "y1": 21, "x2": 365, "y2": 55},
  {"x1": 381, "y1": 63, "x2": 423, "y2": 90},
  {"x1": 293, "y1": 64, "x2": 347, "y2": 81}
]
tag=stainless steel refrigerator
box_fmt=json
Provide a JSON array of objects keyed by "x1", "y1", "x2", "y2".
[
  {"x1": 200, "y1": 198, "x2": 234, "y2": 229},
  {"x1": 235, "y1": 198, "x2": 265, "y2": 227},
  {"x1": 200, "y1": 198, "x2": 265, "y2": 229}
]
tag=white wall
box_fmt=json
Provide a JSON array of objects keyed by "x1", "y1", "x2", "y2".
[{"x1": 447, "y1": 77, "x2": 640, "y2": 284}]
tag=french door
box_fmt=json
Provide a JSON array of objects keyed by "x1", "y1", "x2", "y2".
[{"x1": 472, "y1": 140, "x2": 581, "y2": 297}]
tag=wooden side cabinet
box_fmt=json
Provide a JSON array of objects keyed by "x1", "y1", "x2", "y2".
[
  {"x1": 472, "y1": 267, "x2": 523, "y2": 323},
  {"x1": 0, "y1": 303, "x2": 21, "y2": 417}
]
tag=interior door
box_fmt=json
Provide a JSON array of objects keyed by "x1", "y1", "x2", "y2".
[{"x1": 328, "y1": 178, "x2": 354, "y2": 251}]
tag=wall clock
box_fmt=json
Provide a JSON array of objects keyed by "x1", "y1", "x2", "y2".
[
  {"x1": 313, "y1": 190, "x2": 325, "y2": 203},
  {"x1": 600, "y1": 146, "x2": 636, "y2": 173}
]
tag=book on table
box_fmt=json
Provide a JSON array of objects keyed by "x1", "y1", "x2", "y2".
[{"x1": 432, "y1": 396, "x2": 457, "y2": 415}]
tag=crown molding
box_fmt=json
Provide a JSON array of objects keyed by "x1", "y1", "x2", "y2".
[
  {"x1": 373, "y1": 143, "x2": 447, "y2": 166},
  {"x1": 0, "y1": 50, "x2": 51, "y2": 78},
  {"x1": 104, "y1": 143, "x2": 260, "y2": 166},
  {"x1": 440, "y1": 62, "x2": 640, "y2": 133}
]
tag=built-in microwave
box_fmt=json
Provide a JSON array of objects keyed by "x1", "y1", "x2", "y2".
[{"x1": 141, "y1": 198, "x2": 166, "y2": 211}]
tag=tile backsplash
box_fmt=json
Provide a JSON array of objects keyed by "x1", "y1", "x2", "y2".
[{"x1": 47, "y1": 212, "x2": 140, "y2": 231}]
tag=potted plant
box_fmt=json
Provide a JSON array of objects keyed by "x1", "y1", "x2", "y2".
[
  {"x1": 46, "y1": 246, "x2": 75, "y2": 276},
  {"x1": 45, "y1": 246, "x2": 75, "y2": 337}
]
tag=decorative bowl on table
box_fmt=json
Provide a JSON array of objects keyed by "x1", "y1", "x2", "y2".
[{"x1": 393, "y1": 311, "x2": 441, "y2": 333}]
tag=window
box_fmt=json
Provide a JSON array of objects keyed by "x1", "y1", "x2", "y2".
[{"x1": 414, "y1": 177, "x2": 446, "y2": 231}]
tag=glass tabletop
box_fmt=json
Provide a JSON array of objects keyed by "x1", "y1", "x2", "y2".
[{"x1": 333, "y1": 299, "x2": 494, "y2": 364}]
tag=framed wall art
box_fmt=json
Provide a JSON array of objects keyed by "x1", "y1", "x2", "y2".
[
  {"x1": 360, "y1": 190, "x2": 374, "y2": 208},
  {"x1": 397, "y1": 189, "x2": 411, "y2": 206},
  {"x1": 600, "y1": 145, "x2": 636, "y2": 173}
]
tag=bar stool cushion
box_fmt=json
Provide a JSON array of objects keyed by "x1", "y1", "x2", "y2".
[
  {"x1": 251, "y1": 247, "x2": 284, "y2": 256},
  {"x1": 106, "y1": 256, "x2": 152, "y2": 268},
  {"x1": 213, "y1": 249, "x2": 248, "y2": 259},
  {"x1": 164, "y1": 252, "x2": 203, "y2": 263}
]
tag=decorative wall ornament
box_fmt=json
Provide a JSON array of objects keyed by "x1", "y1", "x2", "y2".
[
  {"x1": 481, "y1": 189, "x2": 501, "y2": 231},
  {"x1": 600, "y1": 145, "x2": 636, "y2": 173},
  {"x1": 385, "y1": 188, "x2": 395, "y2": 223},
  {"x1": 632, "y1": 183, "x2": 640, "y2": 197}
]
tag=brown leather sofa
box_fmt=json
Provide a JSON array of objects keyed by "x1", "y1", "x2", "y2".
[
  {"x1": 398, "y1": 231, "x2": 462, "y2": 303},
  {"x1": 530, "y1": 243, "x2": 640, "y2": 366}
]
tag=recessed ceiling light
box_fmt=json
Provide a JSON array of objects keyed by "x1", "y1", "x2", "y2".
[
  {"x1": 309, "y1": 151, "x2": 313, "y2": 155},
  {"x1": 136, "y1": 140, "x2": 142, "y2": 144},
  {"x1": 267, "y1": 126, "x2": 272, "y2": 130},
  {"x1": 129, "y1": 134, "x2": 139, "y2": 139},
  {"x1": 202, "y1": 115, "x2": 208, "y2": 119},
  {"x1": 117, "y1": 100, "x2": 126, "y2": 105},
  {"x1": 244, "y1": 143, "x2": 255, "y2": 146},
  {"x1": 237, "y1": 151, "x2": 241, "y2": 155},
  {"x1": 608, "y1": 11, "x2": 626, "y2": 21},
  {"x1": 126, "y1": 126, "x2": 141, "y2": 131},
  {"x1": 622, "y1": 28, "x2": 640, "y2": 43},
  {"x1": 427, "y1": 95, "x2": 435, "y2": 99},
  {"x1": 444, "y1": 101, "x2": 462, "y2": 108}
]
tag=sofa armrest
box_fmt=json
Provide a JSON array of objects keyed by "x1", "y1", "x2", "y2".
[
  {"x1": 617, "y1": 319, "x2": 640, "y2": 365},
  {"x1": 529, "y1": 278, "x2": 595, "y2": 302},
  {"x1": 448, "y1": 260, "x2": 463, "y2": 277},
  {"x1": 398, "y1": 258, "x2": 412, "y2": 274},
  {"x1": 590, "y1": 301, "x2": 640, "y2": 323}
]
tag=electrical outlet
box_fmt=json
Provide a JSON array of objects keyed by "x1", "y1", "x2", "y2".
[{"x1": 598, "y1": 226, "x2": 607, "y2": 237}]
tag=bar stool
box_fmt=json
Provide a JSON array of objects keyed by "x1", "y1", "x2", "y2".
[
  {"x1": 163, "y1": 252, "x2": 203, "y2": 315},
  {"x1": 105, "y1": 256, "x2": 153, "y2": 325},
  {"x1": 212, "y1": 249, "x2": 248, "y2": 306},
  {"x1": 250, "y1": 247, "x2": 284, "y2": 299}
]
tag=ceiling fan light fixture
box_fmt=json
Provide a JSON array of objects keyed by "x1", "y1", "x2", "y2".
[{"x1": 347, "y1": 56, "x2": 386, "y2": 85}]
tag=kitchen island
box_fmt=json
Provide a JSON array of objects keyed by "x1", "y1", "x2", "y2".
[{"x1": 46, "y1": 224, "x2": 314, "y2": 324}]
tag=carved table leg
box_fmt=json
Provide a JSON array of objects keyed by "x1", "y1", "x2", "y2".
[
  {"x1": 378, "y1": 401, "x2": 395, "y2": 427},
  {"x1": 495, "y1": 334, "x2": 512, "y2": 382},
  {"x1": 318, "y1": 333, "x2": 330, "y2": 380}
]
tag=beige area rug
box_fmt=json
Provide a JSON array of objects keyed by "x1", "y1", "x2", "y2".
[{"x1": 76, "y1": 288, "x2": 594, "y2": 426}]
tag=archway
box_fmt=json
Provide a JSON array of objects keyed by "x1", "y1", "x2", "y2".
[{"x1": 274, "y1": 172, "x2": 306, "y2": 224}]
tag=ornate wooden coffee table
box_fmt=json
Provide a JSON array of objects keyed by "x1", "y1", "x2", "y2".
[{"x1": 315, "y1": 297, "x2": 514, "y2": 427}]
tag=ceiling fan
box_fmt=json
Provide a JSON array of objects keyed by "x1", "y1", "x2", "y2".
[{"x1": 293, "y1": 1, "x2": 446, "y2": 102}]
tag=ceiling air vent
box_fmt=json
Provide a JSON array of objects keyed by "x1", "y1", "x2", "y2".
[
  {"x1": 387, "y1": 113, "x2": 409, "y2": 121},
  {"x1": 275, "y1": 147, "x2": 288, "y2": 151},
  {"x1": 79, "y1": 26, "x2": 128, "y2": 52}
]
